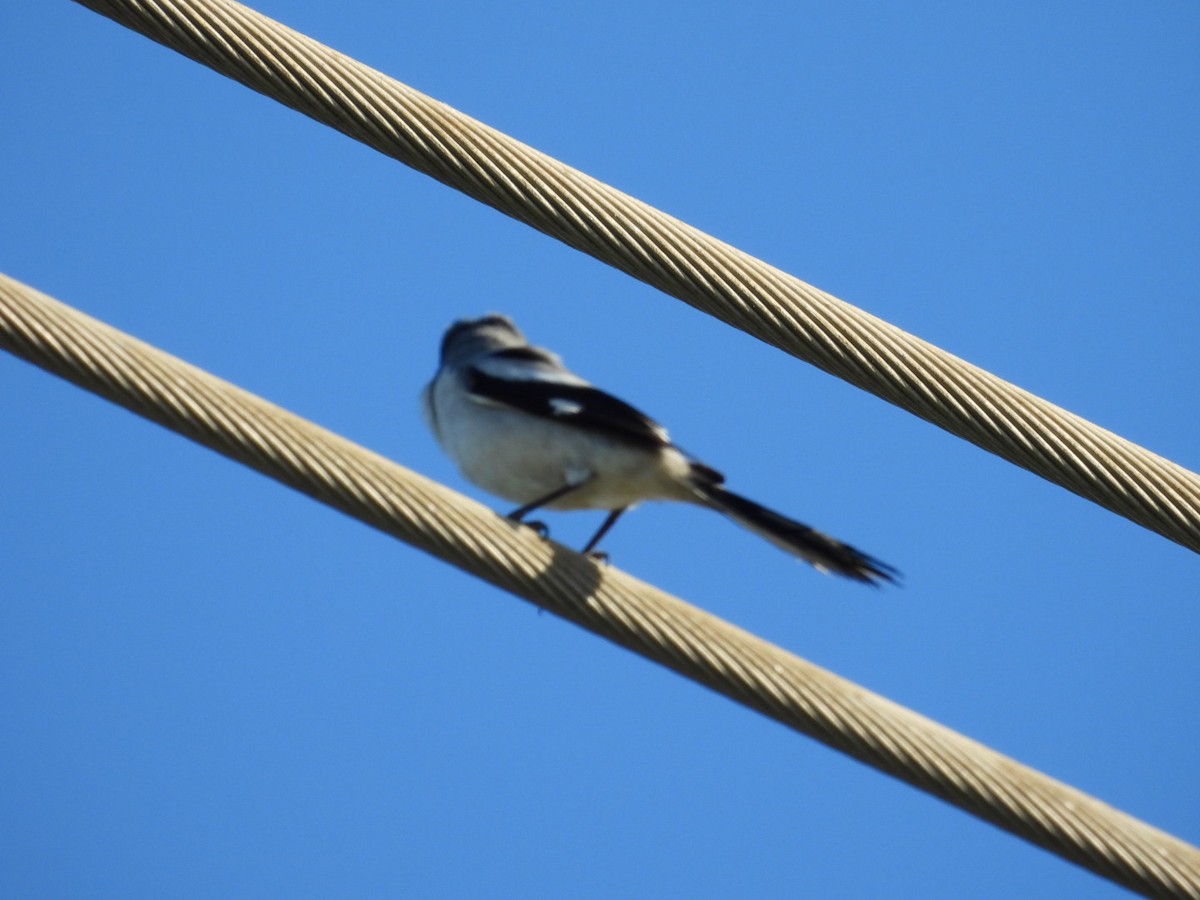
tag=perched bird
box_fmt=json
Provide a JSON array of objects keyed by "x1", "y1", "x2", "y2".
[{"x1": 422, "y1": 314, "x2": 899, "y2": 585}]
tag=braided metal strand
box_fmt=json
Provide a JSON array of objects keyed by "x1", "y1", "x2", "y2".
[
  {"x1": 4, "y1": 271, "x2": 1199, "y2": 896},
  {"x1": 68, "y1": 0, "x2": 1200, "y2": 555}
]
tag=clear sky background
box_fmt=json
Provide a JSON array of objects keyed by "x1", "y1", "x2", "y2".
[{"x1": 2, "y1": 3, "x2": 1198, "y2": 898}]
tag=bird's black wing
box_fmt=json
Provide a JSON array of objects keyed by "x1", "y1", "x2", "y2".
[{"x1": 464, "y1": 361, "x2": 671, "y2": 449}]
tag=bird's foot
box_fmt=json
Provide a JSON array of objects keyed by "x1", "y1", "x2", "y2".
[
  {"x1": 520, "y1": 519, "x2": 549, "y2": 539},
  {"x1": 586, "y1": 550, "x2": 610, "y2": 565}
]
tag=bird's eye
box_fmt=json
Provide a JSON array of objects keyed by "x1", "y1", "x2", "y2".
[
  {"x1": 440, "y1": 322, "x2": 473, "y2": 357},
  {"x1": 441, "y1": 314, "x2": 518, "y2": 360}
]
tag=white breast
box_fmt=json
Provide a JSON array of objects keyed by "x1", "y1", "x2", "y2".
[{"x1": 424, "y1": 370, "x2": 693, "y2": 510}]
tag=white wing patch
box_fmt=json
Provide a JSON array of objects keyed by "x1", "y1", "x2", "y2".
[{"x1": 549, "y1": 397, "x2": 584, "y2": 416}]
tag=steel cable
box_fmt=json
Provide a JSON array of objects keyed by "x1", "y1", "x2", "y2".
[
  {"x1": 4, "y1": 272, "x2": 1199, "y2": 897},
  {"x1": 69, "y1": 0, "x2": 1200, "y2": 555}
]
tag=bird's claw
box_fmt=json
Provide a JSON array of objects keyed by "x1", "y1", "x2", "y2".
[
  {"x1": 587, "y1": 550, "x2": 610, "y2": 565},
  {"x1": 523, "y1": 520, "x2": 549, "y2": 539}
]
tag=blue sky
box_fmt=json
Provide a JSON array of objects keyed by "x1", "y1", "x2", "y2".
[{"x1": 2, "y1": 2, "x2": 1198, "y2": 897}]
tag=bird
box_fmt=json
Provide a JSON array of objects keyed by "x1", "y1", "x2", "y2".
[{"x1": 422, "y1": 314, "x2": 899, "y2": 586}]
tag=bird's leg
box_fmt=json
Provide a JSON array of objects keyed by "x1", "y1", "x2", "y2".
[
  {"x1": 581, "y1": 507, "x2": 627, "y2": 560},
  {"x1": 506, "y1": 481, "x2": 587, "y2": 538}
]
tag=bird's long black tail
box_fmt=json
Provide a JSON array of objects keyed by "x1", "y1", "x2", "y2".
[{"x1": 692, "y1": 482, "x2": 900, "y2": 586}]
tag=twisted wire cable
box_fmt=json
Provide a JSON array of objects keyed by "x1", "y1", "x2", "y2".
[
  {"x1": 70, "y1": 0, "x2": 1200, "y2": 556},
  {"x1": 4, "y1": 271, "x2": 1199, "y2": 897}
]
